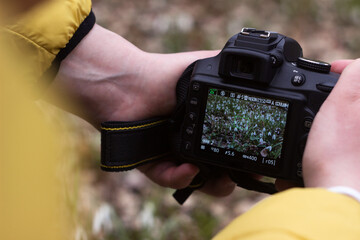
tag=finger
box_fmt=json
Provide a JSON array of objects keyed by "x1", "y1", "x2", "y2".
[
  {"x1": 138, "y1": 161, "x2": 199, "y2": 189},
  {"x1": 200, "y1": 175, "x2": 236, "y2": 197},
  {"x1": 330, "y1": 59, "x2": 360, "y2": 98},
  {"x1": 331, "y1": 59, "x2": 354, "y2": 74}
]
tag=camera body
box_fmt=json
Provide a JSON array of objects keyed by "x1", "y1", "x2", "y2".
[{"x1": 176, "y1": 28, "x2": 339, "y2": 183}]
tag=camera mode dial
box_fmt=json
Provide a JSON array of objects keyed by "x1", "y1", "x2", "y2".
[{"x1": 297, "y1": 57, "x2": 331, "y2": 73}]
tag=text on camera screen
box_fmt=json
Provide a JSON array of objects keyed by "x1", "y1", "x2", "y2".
[{"x1": 200, "y1": 88, "x2": 289, "y2": 166}]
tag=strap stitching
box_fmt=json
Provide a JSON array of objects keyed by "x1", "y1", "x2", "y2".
[
  {"x1": 100, "y1": 152, "x2": 170, "y2": 169},
  {"x1": 101, "y1": 119, "x2": 168, "y2": 131}
]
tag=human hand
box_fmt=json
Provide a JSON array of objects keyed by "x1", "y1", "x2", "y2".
[
  {"x1": 273, "y1": 60, "x2": 356, "y2": 192},
  {"x1": 303, "y1": 59, "x2": 360, "y2": 192},
  {"x1": 46, "y1": 24, "x2": 235, "y2": 197}
]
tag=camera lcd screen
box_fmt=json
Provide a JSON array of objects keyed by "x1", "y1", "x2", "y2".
[{"x1": 200, "y1": 88, "x2": 289, "y2": 167}]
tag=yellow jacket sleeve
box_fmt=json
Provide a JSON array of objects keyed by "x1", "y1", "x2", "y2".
[
  {"x1": 214, "y1": 188, "x2": 360, "y2": 240},
  {"x1": 3, "y1": 0, "x2": 93, "y2": 84}
]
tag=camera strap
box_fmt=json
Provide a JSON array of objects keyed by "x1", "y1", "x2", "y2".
[
  {"x1": 101, "y1": 117, "x2": 172, "y2": 171},
  {"x1": 101, "y1": 115, "x2": 205, "y2": 204}
]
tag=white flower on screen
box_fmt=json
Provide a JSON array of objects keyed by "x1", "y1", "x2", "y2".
[{"x1": 260, "y1": 146, "x2": 272, "y2": 157}]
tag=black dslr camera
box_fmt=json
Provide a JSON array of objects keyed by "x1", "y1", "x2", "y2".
[
  {"x1": 100, "y1": 28, "x2": 340, "y2": 204},
  {"x1": 174, "y1": 28, "x2": 339, "y2": 191}
]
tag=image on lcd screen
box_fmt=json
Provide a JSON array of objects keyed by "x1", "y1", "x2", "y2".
[{"x1": 201, "y1": 88, "x2": 289, "y2": 160}]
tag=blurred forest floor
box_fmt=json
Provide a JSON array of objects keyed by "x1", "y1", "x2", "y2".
[{"x1": 50, "y1": 0, "x2": 360, "y2": 239}]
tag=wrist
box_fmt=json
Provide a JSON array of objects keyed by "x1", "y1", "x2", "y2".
[{"x1": 45, "y1": 24, "x2": 148, "y2": 127}]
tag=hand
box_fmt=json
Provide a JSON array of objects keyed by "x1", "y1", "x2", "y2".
[
  {"x1": 45, "y1": 24, "x2": 235, "y2": 197},
  {"x1": 273, "y1": 60, "x2": 357, "y2": 192},
  {"x1": 303, "y1": 59, "x2": 360, "y2": 192}
]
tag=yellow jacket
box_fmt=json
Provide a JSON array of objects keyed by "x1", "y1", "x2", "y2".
[
  {"x1": 3, "y1": 0, "x2": 93, "y2": 85},
  {"x1": 214, "y1": 188, "x2": 360, "y2": 239},
  {"x1": 0, "y1": 1, "x2": 92, "y2": 239}
]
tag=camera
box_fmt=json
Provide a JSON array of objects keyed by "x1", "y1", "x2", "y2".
[{"x1": 174, "y1": 28, "x2": 339, "y2": 187}]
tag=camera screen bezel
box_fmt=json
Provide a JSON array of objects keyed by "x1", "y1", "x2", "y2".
[{"x1": 186, "y1": 80, "x2": 306, "y2": 178}]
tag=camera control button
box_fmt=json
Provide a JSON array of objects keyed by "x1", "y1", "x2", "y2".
[
  {"x1": 316, "y1": 82, "x2": 336, "y2": 93},
  {"x1": 304, "y1": 118, "x2": 313, "y2": 130},
  {"x1": 184, "y1": 142, "x2": 192, "y2": 151},
  {"x1": 291, "y1": 74, "x2": 306, "y2": 86},
  {"x1": 270, "y1": 54, "x2": 283, "y2": 67},
  {"x1": 188, "y1": 112, "x2": 197, "y2": 122},
  {"x1": 190, "y1": 97, "x2": 198, "y2": 106},
  {"x1": 297, "y1": 57, "x2": 331, "y2": 73},
  {"x1": 192, "y1": 82, "x2": 200, "y2": 91},
  {"x1": 186, "y1": 127, "x2": 194, "y2": 136}
]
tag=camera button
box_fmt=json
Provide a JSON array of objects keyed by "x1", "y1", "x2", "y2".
[
  {"x1": 304, "y1": 117, "x2": 313, "y2": 130},
  {"x1": 192, "y1": 83, "x2": 200, "y2": 91},
  {"x1": 316, "y1": 82, "x2": 336, "y2": 93},
  {"x1": 184, "y1": 142, "x2": 192, "y2": 151},
  {"x1": 270, "y1": 55, "x2": 283, "y2": 67},
  {"x1": 297, "y1": 57, "x2": 331, "y2": 73},
  {"x1": 291, "y1": 74, "x2": 306, "y2": 86},
  {"x1": 188, "y1": 112, "x2": 197, "y2": 122},
  {"x1": 190, "y1": 97, "x2": 198, "y2": 106},
  {"x1": 186, "y1": 127, "x2": 194, "y2": 136}
]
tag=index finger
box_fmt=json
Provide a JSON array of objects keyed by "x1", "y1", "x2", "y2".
[{"x1": 331, "y1": 59, "x2": 354, "y2": 74}]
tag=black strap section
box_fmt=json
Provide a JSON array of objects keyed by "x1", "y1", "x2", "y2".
[
  {"x1": 41, "y1": 10, "x2": 96, "y2": 85},
  {"x1": 229, "y1": 171, "x2": 277, "y2": 194},
  {"x1": 173, "y1": 174, "x2": 205, "y2": 205},
  {"x1": 101, "y1": 117, "x2": 171, "y2": 171}
]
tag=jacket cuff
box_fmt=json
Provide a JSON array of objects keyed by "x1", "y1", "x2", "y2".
[
  {"x1": 4, "y1": 0, "x2": 94, "y2": 84},
  {"x1": 42, "y1": 10, "x2": 96, "y2": 84}
]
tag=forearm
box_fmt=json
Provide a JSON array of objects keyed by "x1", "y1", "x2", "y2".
[
  {"x1": 44, "y1": 24, "x2": 147, "y2": 126},
  {"x1": 45, "y1": 24, "x2": 217, "y2": 128}
]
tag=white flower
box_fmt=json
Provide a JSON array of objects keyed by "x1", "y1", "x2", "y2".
[
  {"x1": 140, "y1": 202, "x2": 156, "y2": 228},
  {"x1": 92, "y1": 204, "x2": 115, "y2": 237}
]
